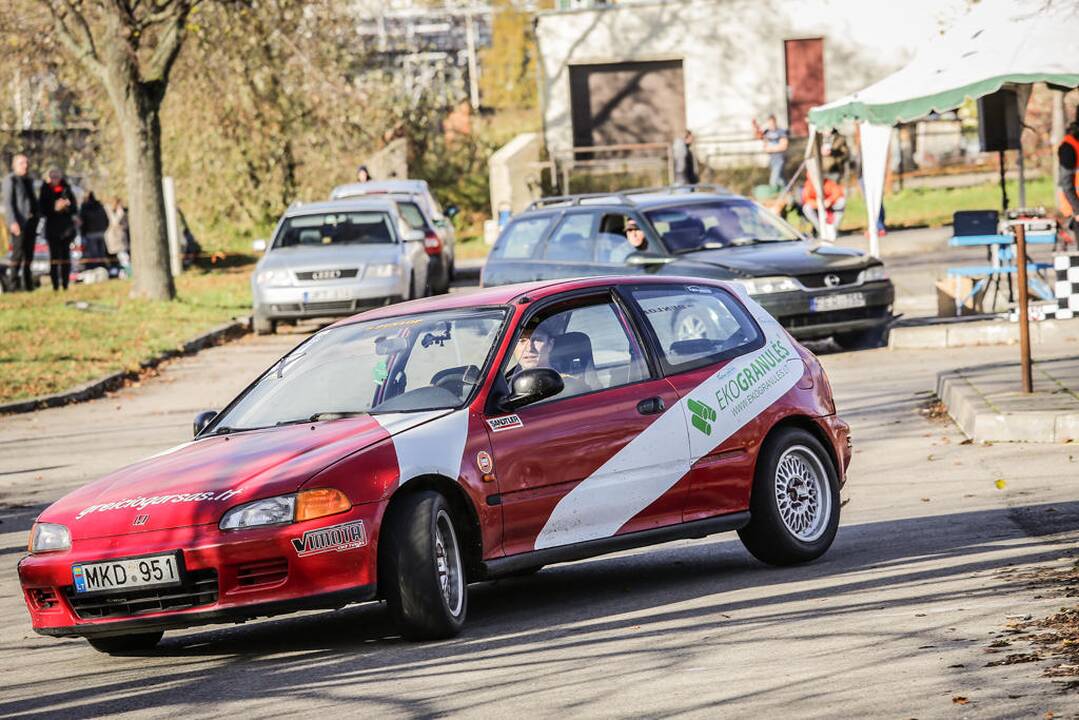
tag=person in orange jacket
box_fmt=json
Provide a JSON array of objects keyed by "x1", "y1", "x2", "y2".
[
  {"x1": 1058, "y1": 116, "x2": 1079, "y2": 247},
  {"x1": 802, "y1": 174, "x2": 846, "y2": 238}
]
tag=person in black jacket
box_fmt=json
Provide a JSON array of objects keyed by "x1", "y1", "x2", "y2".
[
  {"x1": 78, "y1": 191, "x2": 110, "y2": 270},
  {"x1": 2, "y1": 154, "x2": 40, "y2": 291},
  {"x1": 38, "y1": 168, "x2": 78, "y2": 290}
]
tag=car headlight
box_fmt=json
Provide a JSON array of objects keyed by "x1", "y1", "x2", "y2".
[
  {"x1": 28, "y1": 523, "x2": 71, "y2": 554},
  {"x1": 255, "y1": 269, "x2": 291, "y2": 287},
  {"x1": 219, "y1": 489, "x2": 351, "y2": 530},
  {"x1": 734, "y1": 276, "x2": 800, "y2": 295},
  {"x1": 365, "y1": 264, "x2": 399, "y2": 278},
  {"x1": 860, "y1": 265, "x2": 888, "y2": 282}
]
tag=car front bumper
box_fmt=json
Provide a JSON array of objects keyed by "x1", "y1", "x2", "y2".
[
  {"x1": 756, "y1": 280, "x2": 895, "y2": 340},
  {"x1": 254, "y1": 276, "x2": 406, "y2": 321},
  {"x1": 18, "y1": 504, "x2": 382, "y2": 638}
]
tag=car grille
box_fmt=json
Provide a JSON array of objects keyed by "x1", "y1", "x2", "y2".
[
  {"x1": 235, "y1": 558, "x2": 289, "y2": 588},
  {"x1": 295, "y1": 268, "x2": 359, "y2": 281},
  {"x1": 63, "y1": 569, "x2": 218, "y2": 620},
  {"x1": 797, "y1": 270, "x2": 863, "y2": 288},
  {"x1": 782, "y1": 305, "x2": 889, "y2": 329}
]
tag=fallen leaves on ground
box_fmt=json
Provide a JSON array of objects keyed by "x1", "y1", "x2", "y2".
[{"x1": 952, "y1": 696, "x2": 970, "y2": 705}]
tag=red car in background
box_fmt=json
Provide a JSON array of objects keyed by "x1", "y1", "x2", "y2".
[{"x1": 19, "y1": 276, "x2": 850, "y2": 653}]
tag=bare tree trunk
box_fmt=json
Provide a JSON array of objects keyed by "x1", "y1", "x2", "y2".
[
  {"x1": 1051, "y1": 89, "x2": 1066, "y2": 149},
  {"x1": 114, "y1": 93, "x2": 175, "y2": 300}
]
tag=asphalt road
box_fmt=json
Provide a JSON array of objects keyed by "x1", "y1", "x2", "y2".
[{"x1": 1, "y1": 283, "x2": 1077, "y2": 718}]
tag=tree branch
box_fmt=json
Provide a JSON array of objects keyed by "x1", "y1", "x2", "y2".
[
  {"x1": 41, "y1": 0, "x2": 106, "y2": 79},
  {"x1": 145, "y1": 0, "x2": 194, "y2": 84}
]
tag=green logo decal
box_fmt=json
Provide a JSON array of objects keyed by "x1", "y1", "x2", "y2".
[{"x1": 687, "y1": 398, "x2": 716, "y2": 436}]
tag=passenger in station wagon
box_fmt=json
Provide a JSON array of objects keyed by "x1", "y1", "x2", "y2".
[{"x1": 609, "y1": 218, "x2": 649, "y2": 263}]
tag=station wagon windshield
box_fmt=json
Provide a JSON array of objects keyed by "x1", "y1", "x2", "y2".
[
  {"x1": 209, "y1": 308, "x2": 506, "y2": 431},
  {"x1": 274, "y1": 212, "x2": 396, "y2": 248},
  {"x1": 645, "y1": 200, "x2": 802, "y2": 254}
]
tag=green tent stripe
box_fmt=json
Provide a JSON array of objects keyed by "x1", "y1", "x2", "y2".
[{"x1": 808, "y1": 73, "x2": 1079, "y2": 129}]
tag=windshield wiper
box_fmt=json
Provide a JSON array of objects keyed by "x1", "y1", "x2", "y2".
[{"x1": 306, "y1": 411, "x2": 369, "y2": 422}]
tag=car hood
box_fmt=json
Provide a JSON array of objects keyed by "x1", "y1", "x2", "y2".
[
  {"x1": 39, "y1": 411, "x2": 448, "y2": 540},
  {"x1": 678, "y1": 242, "x2": 871, "y2": 277},
  {"x1": 258, "y1": 243, "x2": 402, "y2": 273}
]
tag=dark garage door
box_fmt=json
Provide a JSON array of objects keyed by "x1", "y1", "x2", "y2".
[{"x1": 569, "y1": 60, "x2": 686, "y2": 149}]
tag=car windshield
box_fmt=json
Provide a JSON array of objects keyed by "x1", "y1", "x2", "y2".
[
  {"x1": 645, "y1": 200, "x2": 802, "y2": 253},
  {"x1": 274, "y1": 212, "x2": 396, "y2": 248},
  {"x1": 209, "y1": 308, "x2": 507, "y2": 431}
]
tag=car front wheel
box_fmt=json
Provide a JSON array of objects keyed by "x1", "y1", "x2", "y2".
[
  {"x1": 381, "y1": 491, "x2": 467, "y2": 640},
  {"x1": 738, "y1": 427, "x2": 840, "y2": 566}
]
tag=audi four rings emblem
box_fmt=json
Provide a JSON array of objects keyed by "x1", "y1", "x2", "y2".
[
  {"x1": 824, "y1": 274, "x2": 841, "y2": 288},
  {"x1": 312, "y1": 269, "x2": 342, "y2": 280}
]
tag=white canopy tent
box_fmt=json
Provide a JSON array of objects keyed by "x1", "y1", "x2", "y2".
[{"x1": 806, "y1": 0, "x2": 1079, "y2": 257}]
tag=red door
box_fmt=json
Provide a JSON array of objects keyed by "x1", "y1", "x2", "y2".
[
  {"x1": 483, "y1": 295, "x2": 688, "y2": 556},
  {"x1": 784, "y1": 38, "x2": 825, "y2": 137}
]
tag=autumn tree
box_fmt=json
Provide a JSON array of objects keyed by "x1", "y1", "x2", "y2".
[{"x1": 42, "y1": 0, "x2": 198, "y2": 300}]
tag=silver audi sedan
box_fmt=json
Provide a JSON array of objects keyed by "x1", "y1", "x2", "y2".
[{"x1": 250, "y1": 198, "x2": 430, "y2": 335}]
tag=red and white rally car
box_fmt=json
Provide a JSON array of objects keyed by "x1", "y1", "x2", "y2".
[{"x1": 19, "y1": 276, "x2": 850, "y2": 653}]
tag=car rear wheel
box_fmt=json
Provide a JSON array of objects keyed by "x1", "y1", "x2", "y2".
[
  {"x1": 381, "y1": 491, "x2": 467, "y2": 640},
  {"x1": 87, "y1": 631, "x2": 163, "y2": 655},
  {"x1": 738, "y1": 427, "x2": 839, "y2": 566}
]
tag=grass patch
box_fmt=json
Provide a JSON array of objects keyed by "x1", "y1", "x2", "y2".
[
  {"x1": 0, "y1": 266, "x2": 252, "y2": 403},
  {"x1": 840, "y1": 176, "x2": 1056, "y2": 231}
]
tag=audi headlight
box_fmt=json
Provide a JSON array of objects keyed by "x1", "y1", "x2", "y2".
[
  {"x1": 734, "y1": 276, "x2": 799, "y2": 295},
  {"x1": 28, "y1": 523, "x2": 71, "y2": 554},
  {"x1": 255, "y1": 269, "x2": 291, "y2": 287},
  {"x1": 860, "y1": 265, "x2": 888, "y2": 282},
  {"x1": 219, "y1": 495, "x2": 296, "y2": 530},
  {"x1": 365, "y1": 264, "x2": 399, "y2": 278}
]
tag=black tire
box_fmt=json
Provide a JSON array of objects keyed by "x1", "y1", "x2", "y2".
[
  {"x1": 833, "y1": 324, "x2": 888, "y2": 350},
  {"x1": 738, "y1": 426, "x2": 840, "y2": 566},
  {"x1": 381, "y1": 491, "x2": 467, "y2": 640},
  {"x1": 87, "y1": 631, "x2": 163, "y2": 655},
  {"x1": 253, "y1": 311, "x2": 276, "y2": 336}
]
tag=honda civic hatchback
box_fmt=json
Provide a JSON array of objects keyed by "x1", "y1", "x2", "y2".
[{"x1": 19, "y1": 276, "x2": 850, "y2": 653}]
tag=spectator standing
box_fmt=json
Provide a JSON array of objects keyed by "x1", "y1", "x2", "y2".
[
  {"x1": 753, "y1": 115, "x2": 790, "y2": 189},
  {"x1": 802, "y1": 175, "x2": 846, "y2": 238},
  {"x1": 2, "y1": 154, "x2": 40, "y2": 291},
  {"x1": 38, "y1": 168, "x2": 79, "y2": 291},
  {"x1": 672, "y1": 131, "x2": 699, "y2": 185},
  {"x1": 356, "y1": 165, "x2": 372, "y2": 183},
  {"x1": 1057, "y1": 114, "x2": 1079, "y2": 246},
  {"x1": 78, "y1": 191, "x2": 109, "y2": 270},
  {"x1": 104, "y1": 197, "x2": 130, "y2": 275}
]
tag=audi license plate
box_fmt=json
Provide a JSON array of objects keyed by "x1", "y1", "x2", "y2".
[
  {"x1": 303, "y1": 287, "x2": 353, "y2": 303},
  {"x1": 811, "y1": 292, "x2": 867, "y2": 312},
  {"x1": 72, "y1": 553, "x2": 181, "y2": 594}
]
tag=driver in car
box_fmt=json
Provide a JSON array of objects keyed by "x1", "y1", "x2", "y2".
[
  {"x1": 610, "y1": 218, "x2": 649, "y2": 263},
  {"x1": 505, "y1": 326, "x2": 552, "y2": 381}
]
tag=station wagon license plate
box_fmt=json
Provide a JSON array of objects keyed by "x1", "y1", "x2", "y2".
[
  {"x1": 811, "y1": 292, "x2": 866, "y2": 312},
  {"x1": 72, "y1": 553, "x2": 181, "y2": 594}
]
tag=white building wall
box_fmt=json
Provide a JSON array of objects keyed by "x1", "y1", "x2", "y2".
[{"x1": 537, "y1": 0, "x2": 969, "y2": 154}]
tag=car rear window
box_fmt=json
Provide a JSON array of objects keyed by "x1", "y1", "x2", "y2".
[
  {"x1": 275, "y1": 212, "x2": 395, "y2": 248},
  {"x1": 491, "y1": 217, "x2": 553, "y2": 259},
  {"x1": 628, "y1": 284, "x2": 761, "y2": 372}
]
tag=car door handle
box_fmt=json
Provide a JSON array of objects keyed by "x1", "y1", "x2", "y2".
[{"x1": 636, "y1": 397, "x2": 665, "y2": 415}]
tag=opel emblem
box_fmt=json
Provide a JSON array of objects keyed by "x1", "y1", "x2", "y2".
[
  {"x1": 824, "y1": 273, "x2": 841, "y2": 288},
  {"x1": 133, "y1": 514, "x2": 149, "y2": 526}
]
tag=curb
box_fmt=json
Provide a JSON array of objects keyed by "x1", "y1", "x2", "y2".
[
  {"x1": 890, "y1": 317, "x2": 1079, "y2": 350},
  {"x1": 0, "y1": 318, "x2": 251, "y2": 416},
  {"x1": 937, "y1": 368, "x2": 1079, "y2": 443}
]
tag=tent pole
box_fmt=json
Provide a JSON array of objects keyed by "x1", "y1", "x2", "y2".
[
  {"x1": 998, "y1": 150, "x2": 1009, "y2": 213},
  {"x1": 1014, "y1": 223, "x2": 1033, "y2": 393}
]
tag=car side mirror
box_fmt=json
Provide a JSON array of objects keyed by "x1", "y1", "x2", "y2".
[
  {"x1": 444, "y1": 204, "x2": 460, "y2": 219},
  {"x1": 194, "y1": 410, "x2": 217, "y2": 437},
  {"x1": 625, "y1": 251, "x2": 674, "y2": 266},
  {"x1": 502, "y1": 368, "x2": 563, "y2": 411},
  {"x1": 403, "y1": 228, "x2": 425, "y2": 243},
  {"x1": 252, "y1": 239, "x2": 268, "y2": 253}
]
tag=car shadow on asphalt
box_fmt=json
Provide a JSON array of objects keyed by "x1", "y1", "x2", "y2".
[{"x1": 2, "y1": 500, "x2": 1076, "y2": 718}]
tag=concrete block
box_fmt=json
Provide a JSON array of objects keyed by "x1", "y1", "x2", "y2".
[
  {"x1": 889, "y1": 325, "x2": 947, "y2": 349},
  {"x1": 1055, "y1": 414, "x2": 1079, "y2": 443},
  {"x1": 946, "y1": 322, "x2": 1018, "y2": 347}
]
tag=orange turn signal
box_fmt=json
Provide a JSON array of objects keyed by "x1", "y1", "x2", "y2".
[{"x1": 295, "y1": 488, "x2": 351, "y2": 522}]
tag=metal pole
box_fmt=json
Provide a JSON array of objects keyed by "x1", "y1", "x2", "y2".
[
  {"x1": 1014, "y1": 222, "x2": 1033, "y2": 393},
  {"x1": 465, "y1": 9, "x2": 480, "y2": 110},
  {"x1": 1017, "y1": 143, "x2": 1026, "y2": 208}
]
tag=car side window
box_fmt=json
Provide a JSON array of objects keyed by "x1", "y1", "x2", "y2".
[
  {"x1": 542, "y1": 213, "x2": 597, "y2": 262},
  {"x1": 594, "y1": 213, "x2": 637, "y2": 264},
  {"x1": 492, "y1": 217, "x2": 553, "y2": 259},
  {"x1": 628, "y1": 285, "x2": 761, "y2": 372},
  {"x1": 504, "y1": 299, "x2": 649, "y2": 402},
  {"x1": 398, "y1": 202, "x2": 427, "y2": 230}
]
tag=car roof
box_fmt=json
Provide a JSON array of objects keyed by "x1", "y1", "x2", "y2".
[
  {"x1": 286, "y1": 198, "x2": 398, "y2": 217},
  {"x1": 330, "y1": 275, "x2": 735, "y2": 328},
  {"x1": 521, "y1": 186, "x2": 741, "y2": 215},
  {"x1": 332, "y1": 180, "x2": 430, "y2": 199}
]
